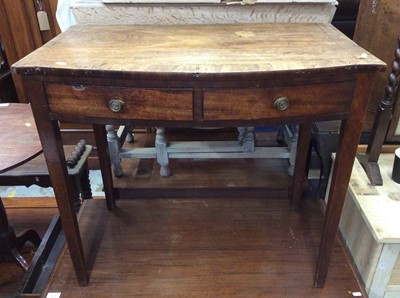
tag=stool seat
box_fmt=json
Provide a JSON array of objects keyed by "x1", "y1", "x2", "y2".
[{"x1": 0, "y1": 144, "x2": 93, "y2": 207}]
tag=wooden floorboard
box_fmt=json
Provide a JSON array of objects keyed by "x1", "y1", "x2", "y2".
[
  {"x1": 1, "y1": 130, "x2": 365, "y2": 296},
  {"x1": 46, "y1": 198, "x2": 365, "y2": 297}
]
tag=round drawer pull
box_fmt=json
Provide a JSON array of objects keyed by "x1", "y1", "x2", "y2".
[
  {"x1": 109, "y1": 98, "x2": 124, "y2": 113},
  {"x1": 273, "y1": 96, "x2": 289, "y2": 111}
]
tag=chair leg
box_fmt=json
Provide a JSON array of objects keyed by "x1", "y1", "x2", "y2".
[{"x1": 79, "y1": 162, "x2": 93, "y2": 200}]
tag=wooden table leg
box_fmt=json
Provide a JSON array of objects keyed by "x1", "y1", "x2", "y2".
[
  {"x1": 93, "y1": 124, "x2": 116, "y2": 210},
  {"x1": 26, "y1": 77, "x2": 89, "y2": 286},
  {"x1": 314, "y1": 73, "x2": 375, "y2": 287},
  {"x1": 290, "y1": 122, "x2": 311, "y2": 210}
]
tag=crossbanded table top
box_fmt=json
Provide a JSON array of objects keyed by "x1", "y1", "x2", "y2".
[{"x1": 13, "y1": 23, "x2": 385, "y2": 79}]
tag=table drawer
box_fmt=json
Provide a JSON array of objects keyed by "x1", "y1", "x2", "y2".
[
  {"x1": 45, "y1": 84, "x2": 193, "y2": 121},
  {"x1": 203, "y1": 81, "x2": 354, "y2": 120}
]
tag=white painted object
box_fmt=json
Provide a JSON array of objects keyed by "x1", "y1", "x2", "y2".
[
  {"x1": 328, "y1": 154, "x2": 400, "y2": 298},
  {"x1": 70, "y1": 0, "x2": 337, "y2": 25}
]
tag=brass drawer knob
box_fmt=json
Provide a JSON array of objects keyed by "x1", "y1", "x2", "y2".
[
  {"x1": 273, "y1": 96, "x2": 289, "y2": 111},
  {"x1": 109, "y1": 98, "x2": 124, "y2": 113}
]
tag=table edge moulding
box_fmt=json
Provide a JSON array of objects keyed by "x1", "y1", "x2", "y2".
[{"x1": 11, "y1": 22, "x2": 385, "y2": 288}]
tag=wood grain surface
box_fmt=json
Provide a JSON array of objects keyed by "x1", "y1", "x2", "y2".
[
  {"x1": 0, "y1": 103, "x2": 42, "y2": 173},
  {"x1": 13, "y1": 23, "x2": 384, "y2": 79}
]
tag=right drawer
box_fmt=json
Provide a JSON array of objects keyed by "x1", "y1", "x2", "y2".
[{"x1": 203, "y1": 81, "x2": 355, "y2": 121}]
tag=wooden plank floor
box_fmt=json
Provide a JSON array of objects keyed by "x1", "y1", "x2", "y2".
[
  {"x1": 46, "y1": 198, "x2": 365, "y2": 297},
  {"x1": 2, "y1": 130, "x2": 365, "y2": 297}
]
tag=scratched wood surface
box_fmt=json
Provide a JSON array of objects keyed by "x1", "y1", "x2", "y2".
[
  {"x1": 12, "y1": 23, "x2": 384, "y2": 78},
  {"x1": 46, "y1": 198, "x2": 365, "y2": 297}
]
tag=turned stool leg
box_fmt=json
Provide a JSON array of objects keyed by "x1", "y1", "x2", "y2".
[
  {"x1": 155, "y1": 127, "x2": 170, "y2": 177},
  {"x1": 106, "y1": 125, "x2": 124, "y2": 177},
  {"x1": 238, "y1": 127, "x2": 255, "y2": 152},
  {"x1": 288, "y1": 125, "x2": 299, "y2": 176},
  {"x1": 238, "y1": 127, "x2": 245, "y2": 143}
]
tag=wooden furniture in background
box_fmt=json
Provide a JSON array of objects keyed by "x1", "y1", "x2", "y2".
[
  {"x1": 0, "y1": 141, "x2": 94, "y2": 210},
  {"x1": 0, "y1": 104, "x2": 42, "y2": 174},
  {"x1": 0, "y1": 104, "x2": 93, "y2": 273},
  {"x1": 0, "y1": 207, "x2": 58, "y2": 297},
  {"x1": 353, "y1": 0, "x2": 400, "y2": 140},
  {"x1": 0, "y1": 103, "x2": 93, "y2": 296},
  {"x1": 0, "y1": 40, "x2": 18, "y2": 102},
  {"x1": 0, "y1": 1, "x2": 100, "y2": 168},
  {"x1": 0, "y1": 0, "x2": 60, "y2": 102},
  {"x1": 358, "y1": 37, "x2": 400, "y2": 185},
  {"x1": 0, "y1": 103, "x2": 43, "y2": 270},
  {"x1": 10, "y1": 139, "x2": 93, "y2": 297},
  {"x1": 12, "y1": 23, "x2": 384, "y2": 288}
]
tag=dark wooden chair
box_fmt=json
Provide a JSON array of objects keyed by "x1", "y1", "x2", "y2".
[{"x1": 358, "y1": 37, "x2": 400, "y2": 185}]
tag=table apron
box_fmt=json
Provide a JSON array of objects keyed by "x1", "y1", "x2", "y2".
[{"x1": 43, "y1": 79, "x2": 355, "y2": 126}]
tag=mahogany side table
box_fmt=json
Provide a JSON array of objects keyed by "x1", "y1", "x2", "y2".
[{"x1": 12, "y1": 23, "x2": 385, "y2": 287}]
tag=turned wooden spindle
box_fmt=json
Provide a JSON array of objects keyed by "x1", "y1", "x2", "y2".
[{"x1": 66, "y1": 139, "x2": 87, "y2": 168}]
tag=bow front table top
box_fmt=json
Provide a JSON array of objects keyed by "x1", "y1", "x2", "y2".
[{"x1": 12, "y1": 23, "x2": 385, "y2": 288}]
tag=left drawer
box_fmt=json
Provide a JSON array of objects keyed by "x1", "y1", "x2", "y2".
[{"x1": 45, "y1": 84, "x2": 193, "y2": 120}]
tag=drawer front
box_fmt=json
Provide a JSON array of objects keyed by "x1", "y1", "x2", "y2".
[
  {"x1": 45, "y1": 84, "x2": 193, "y2": 121},
  {"x1": 203, "y1": 81, "x2": 354, "y2": 120}
]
